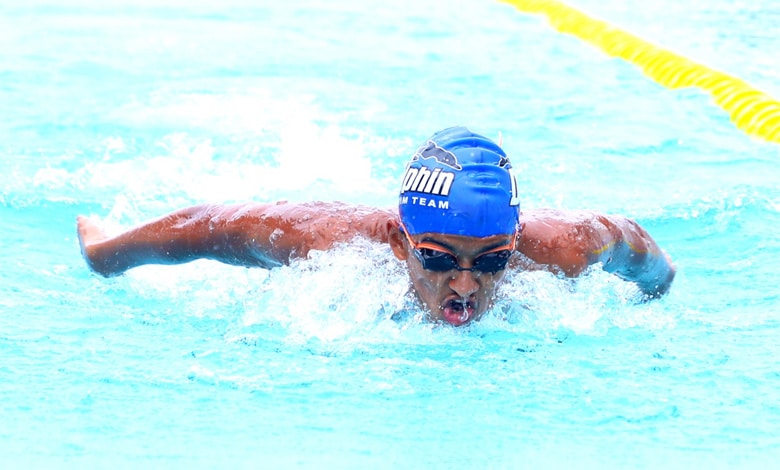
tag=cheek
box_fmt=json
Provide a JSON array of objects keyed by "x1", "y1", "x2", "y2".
[
  {"x1": 407, "y1": 262, "x2": 448, "y2": 296},
  {"x1": 474, "y1": 272, "x2": 504, "y2": 297},
  {"x1": 489, "y1": 270, "x2": 507, "y2": 286},
  {"x1": 410, "y1": 270, "x2": 444, "y2": 294}
]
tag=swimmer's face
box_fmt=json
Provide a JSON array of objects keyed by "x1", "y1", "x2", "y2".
[{"x1": 389, "y1": 229, "x2": 516, "y2": 326}]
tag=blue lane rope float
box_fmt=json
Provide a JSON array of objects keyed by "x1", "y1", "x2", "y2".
[{"x1": 499, "y1": 0, "x2": 780, "y2": 143}]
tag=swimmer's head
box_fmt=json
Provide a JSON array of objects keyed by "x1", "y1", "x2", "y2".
[{"x1": 398, "y1": 126, "x2": 520, "y2": 238}]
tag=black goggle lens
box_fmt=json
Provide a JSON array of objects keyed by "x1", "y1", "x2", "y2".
[{"x1": 415, "y1": 248, "x2": 511, "y2": 274}]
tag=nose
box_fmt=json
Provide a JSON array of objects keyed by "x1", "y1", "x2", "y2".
[{"x1": 449, "y1": 269, "x2": 480, "y2": 298}]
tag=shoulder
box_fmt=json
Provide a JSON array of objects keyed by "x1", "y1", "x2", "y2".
[
  {"x1": 215, "y1": 201, "x2": 396, "y2": 223},
  {"x1": 520, "y1": 208, "x2": 618, "y2": 238},
  {"x1": 243, "y1": 201, "x2": 399, "y2": 248},
  {"x1": 517, "y1": 208, "x2": 613, "y2": 276},
  {"x1": 262, "y1": 201, "x2": 397, "y2": 227},
  {"x1": 520, "y1": 208, "x2": 606, "y2": 226}
]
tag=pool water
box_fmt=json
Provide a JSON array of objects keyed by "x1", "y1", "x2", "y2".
[{"x1": 1, "y1": 0, "x2": 779, "y2": 467}]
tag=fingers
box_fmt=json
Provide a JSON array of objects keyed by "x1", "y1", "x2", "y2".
[
  {"x1": 76, "y1": 216, "x2": 114, "y2": 276},
  {"x1": 76, "y1": 216, "x2": 107, "y2": 248}
]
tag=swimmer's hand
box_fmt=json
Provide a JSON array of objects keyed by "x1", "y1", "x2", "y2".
[{"x1": 77, "y1": 216, "x2": 116, "y2": 277}]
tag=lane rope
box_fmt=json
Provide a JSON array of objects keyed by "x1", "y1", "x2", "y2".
[{"x1": 499, "y1": 0, "x2": 780, "y2": 143}]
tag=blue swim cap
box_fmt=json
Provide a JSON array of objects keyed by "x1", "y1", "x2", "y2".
[{"x1": 398, "y1": 126, "x2": 520, "y2": 238}]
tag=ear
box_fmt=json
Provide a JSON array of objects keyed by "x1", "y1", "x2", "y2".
[{"x1": 387, "y1": 219, "x2": 409, "y2": 261}]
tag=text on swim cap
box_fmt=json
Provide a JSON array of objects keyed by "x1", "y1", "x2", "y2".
[
  {"x1": 398, "y1": 195, "x2": 449, "y2": 209},
  {"x1": 400, "y1": 167, "x2": 454, "y2": 196}
]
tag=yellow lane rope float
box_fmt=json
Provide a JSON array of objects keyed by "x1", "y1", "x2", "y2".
[{"x1": 499, "y1": 0, "x2": 780, "y2": 143}]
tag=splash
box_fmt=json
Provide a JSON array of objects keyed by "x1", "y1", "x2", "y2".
[
  {"x1": 115, "y1": 235, "x2": 679, "y2": 350},
  {"x1": 241, "y1": 238, "x2": 412, "y2": 342},
  {"x1": 492, "y1": 265, "x2": 677, "y2": 337}
]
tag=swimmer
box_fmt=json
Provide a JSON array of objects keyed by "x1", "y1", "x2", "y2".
[{"x1": 77, "y1": 126, "x2": 676, "y2": 326}]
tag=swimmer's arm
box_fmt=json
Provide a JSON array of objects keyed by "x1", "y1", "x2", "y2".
[
  {"x1": 77, "y1": 204, "x2": 293, "y2": 277},
  {"x1": 518, "y1": 210, "x2": 676, "y2": 298},
  {"x1": 587, "y1": 215, "x2": 676, "y2": 298}
]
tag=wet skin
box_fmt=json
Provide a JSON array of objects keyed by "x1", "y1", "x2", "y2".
[
  {"x1": 388, "y1": 230, "x2": 515, "y2": 326},
  {"x1": 77, "y1": 202, "x2": 675, "y2": 325}
]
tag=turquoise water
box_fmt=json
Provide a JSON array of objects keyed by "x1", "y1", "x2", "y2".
[{"x1": 2, "y1": 0, "x2": 779, "y2": 467}]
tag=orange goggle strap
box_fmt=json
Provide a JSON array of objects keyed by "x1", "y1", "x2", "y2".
[{"x1": 399, "y1": 221, "x2": 517, "y2": 258}]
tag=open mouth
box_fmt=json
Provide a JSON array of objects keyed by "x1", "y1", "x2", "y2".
[{"x1": 441, "y1": 297, "x2": 476, "y2": 326}]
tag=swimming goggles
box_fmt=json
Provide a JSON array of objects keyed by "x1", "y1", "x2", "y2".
[{"x1": 400, "y1": 224, "x2": 516, "y2": 274}]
